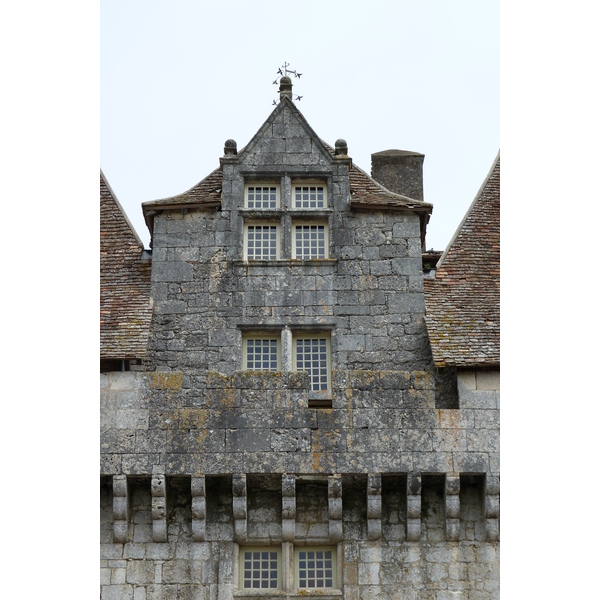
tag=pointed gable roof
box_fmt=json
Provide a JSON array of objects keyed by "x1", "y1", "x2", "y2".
[
  {"x1": 236, "y1": 96, "x2": 333, "y2": 167},
  {"x1": 101, "y1": 171, "x2": 153, "y2": 360},
  {"x1": 424, "y1": 153, "x2": 500, "y2": 368}
]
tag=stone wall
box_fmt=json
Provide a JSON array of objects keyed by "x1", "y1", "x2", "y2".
[
  {"x1": 101, "y1": 370, "x2": 499, "y2": 599},
  {"x1": 101, "y1": 370, "x2": 498, "y2": 476},
  {"x1": 101, "y1": 98, "x2": 499, "y2": 598},
  {"x1": 145, "y1": 206, "x2": 432, "y2": 376},
  {"x1": 101, "y1": 472, "x2": 499, "y2": 599}
]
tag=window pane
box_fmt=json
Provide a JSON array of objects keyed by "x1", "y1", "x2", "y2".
[
  {"x1": 295, "y1": 338, "x2": 329, "y2": 391},
  {"x1": 242, "y1": 548, "x2": 279, "y2": 590},
  {"x1": 247, "y1": 225, "x2": 278, "y2": 260},
  {"x1": 294, "y1": 185, "x2": 325, "y2": 208},
  {"x1": 294, "y1": 224, "x2": 326, "y2": 259},
  {"x1": 246, "y1": 338, "x2": 278, "y2": 371},
  {"x1": 247, "y1": 186, "x2": 278, "y2": 209},
  {"x1": 296, "y1": 548, "x2": 334, "y2": 589}
]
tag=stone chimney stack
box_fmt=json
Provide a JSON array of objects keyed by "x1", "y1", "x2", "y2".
[
  {"x1": 279, "y1": 76, "x2": 293, "y2": 101},
  {"x1": 371, "y1": 150, "x2": 425, "y2": 201}
]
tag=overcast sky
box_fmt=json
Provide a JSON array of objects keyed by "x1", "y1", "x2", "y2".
[
  {"x1": 5, "y1": 3, "x2": 600, "y2": 593},
  {"x1": 100, "y1": 0, "x2": 499, "y2": 251}
]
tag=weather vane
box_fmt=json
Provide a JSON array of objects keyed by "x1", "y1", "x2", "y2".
[{"x1": 272, "y1": 62, "x2": 303, "y2": 105}]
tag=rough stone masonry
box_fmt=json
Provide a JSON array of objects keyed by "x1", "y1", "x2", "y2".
[{"x1": 101, "y1": 78, "x2": 499, "y2": 599}]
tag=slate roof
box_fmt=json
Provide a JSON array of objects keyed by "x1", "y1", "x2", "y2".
[
  {"x1": 100, "y1": 171, "x2": 153, "y2": 360},
  {"x1": 424, "y1": 153, "x2": 500, "y2": 368}
]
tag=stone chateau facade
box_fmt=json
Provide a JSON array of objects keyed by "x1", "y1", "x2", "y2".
[{"x1": 100, "y1": 77, "x2": 500, "y2": 599}]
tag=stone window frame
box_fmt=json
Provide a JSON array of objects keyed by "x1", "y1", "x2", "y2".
[
  {"x1": 239, "y1": 546, "x2": 282, "y2": 591},
  {"x1": 243, "y1": 221, "x2": 281, "y2": 261},
  {"x1": 291, "y1": 221, "x2": 329, "y2": 260},
  {"x1": 237, "y1": 327, "x2": 333, "y2": 406},
  {"x1": 292, "y1": 332, "x2": 332, "y2": 397},
  {"x1": 242, "y1": 334, "x2": 281, "y2": 371},
  {"x1": 236, "y1": 544, "x2": 340, "y2": 595},
  {"x1": 294, "y1": 546, "x2": 337, "y2": 591},
  {"x1": 244, "y1": 182, "x2": 281, "y2": 209},
  {"x1": 240, "y1": 176, "x2": 334, "y2": 264},
  {"x1": 292, "y1": 180, "x2": 328, "y2": 210}
]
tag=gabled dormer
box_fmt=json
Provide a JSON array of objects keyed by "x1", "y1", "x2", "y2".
[{"x1": 217, "y1": 77, "x2": 353, "y2": 266}]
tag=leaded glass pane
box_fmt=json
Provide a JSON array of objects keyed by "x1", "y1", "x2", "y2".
[
  {"x1": 242, "y1": 549, "x2": 279, "y2": 589},
  {"x1": 297, "y1": 549, "x2": 334, "y2": 588}
]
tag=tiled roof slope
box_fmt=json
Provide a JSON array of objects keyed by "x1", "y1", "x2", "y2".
[
  {"x1": 100, "y1": 171, "x2": 153, "y2": 360},
  {"x1": 142, "y1": 168, "x2": 223, "y2": 235},
  {"x1": 321, "y1": 141, "x2": 432, "y2": 213},
  {"x1": 142, "y1": 168, "x2": 223, "y2": 209},
  {"x1": 141, "y1": 152, "x2": 431, "y2": 221},
  {"x1": 350, "y1": 163, "x2": 425, "y2": 209},
  {"x1": 140, "y1": 133, "x2": 432, "y2": 247},
  {"x1": 424, "y1": 153, "x2": 500, "y2": 368}
]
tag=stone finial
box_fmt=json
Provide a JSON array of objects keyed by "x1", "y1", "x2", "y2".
[
  {"x1": 335, "y1": 139, "x2": 348, "y2": 156},
  {"x1": 279, "y1": 76, "x2": 293, "y2": 101},
  {"x1": 224, "y1": 139, "x2": 237, "y2": 156}
]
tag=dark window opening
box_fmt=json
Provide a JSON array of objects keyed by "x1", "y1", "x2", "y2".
[
  {"x1": 459, "y1": 473, "x2": 486, "y2": 541},
  {"x1": 166, "y1": 476, "x2": 192, "y2": 538},
  {"x1": 421, "y1": 474, "x2": 446, "y2": 542},
  {"x1": 100, "y1": 359, "x2": 130, "y2": 373},
  {"x1": 381, "y1": 474, "x2": 407, "y2": 541},
  {"x1": 205, "y1": 475, "x2": 234, "y2": 540},
  {"x1": 342, "y1": 474, "x2": 368, "y2": 540},
  {"x1": 308, "y1": 393, "x2": 332, "y2": 409}
]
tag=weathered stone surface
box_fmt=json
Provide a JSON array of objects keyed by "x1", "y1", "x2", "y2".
[{"x1": 101, "y1": 94, "x2": 499, "y2": 599}]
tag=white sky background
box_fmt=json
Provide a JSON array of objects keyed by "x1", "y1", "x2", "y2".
[{"x1": 100, "y1": 0, "x2": 499, "y2": 251}]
